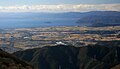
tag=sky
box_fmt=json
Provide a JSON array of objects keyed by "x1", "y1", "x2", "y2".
[
  {"x1": 0, "y1": 0, "x2": 119, "y2": 12},
  {"x1": 0, "y1": 0, "x2": 120, "y2": 6}
]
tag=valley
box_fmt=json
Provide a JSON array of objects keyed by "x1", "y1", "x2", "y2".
[{"x1": 0, "y1": 26, "x2": 120, "y2": 53}]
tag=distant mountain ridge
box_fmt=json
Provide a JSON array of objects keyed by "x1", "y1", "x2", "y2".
[
  {"x1": 76, "y1": 11, "x2": 120, "y2": 27},
  {"x1": 0, "y1": 11, "x2": 119, "y2": 18}
]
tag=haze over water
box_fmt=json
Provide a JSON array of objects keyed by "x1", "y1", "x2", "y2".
[
  {"x1": 0, "y1": 15, "x2": 80, "y2": 28},
  {"x1": 0, "y1": 19, "x2": 79, "y2": 28}
]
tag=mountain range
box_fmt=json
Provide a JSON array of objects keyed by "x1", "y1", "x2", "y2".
[
  {"x1": 77, "y1": 11, "x2": 120, "y2": 27},
  {"x1": 13, "y1": 40, "x2": 120, "y2": 69}
]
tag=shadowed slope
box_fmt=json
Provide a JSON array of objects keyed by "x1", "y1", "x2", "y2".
[
  {"x1": 14, "y1": 41, "x2": 120, "y2": 69},
  {"x1": 0, "y1": 49, "x2": 33, "y2": 69}
]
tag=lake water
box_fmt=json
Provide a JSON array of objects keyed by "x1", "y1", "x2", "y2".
[
  {"x1": 0, "y1": 18, "x2": 81, "y2": 29},
  {"x1": 0, "y1": 12, "x2": 87, "y2": 29}
]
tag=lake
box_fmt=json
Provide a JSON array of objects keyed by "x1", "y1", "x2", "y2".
[{"x1": 0, "y1": 18, "x2": 81, "y2": 29}]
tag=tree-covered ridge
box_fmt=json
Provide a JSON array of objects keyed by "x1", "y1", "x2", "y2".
[{"x1": 14, "y1": 41, "x2": 120, "y2": 69}]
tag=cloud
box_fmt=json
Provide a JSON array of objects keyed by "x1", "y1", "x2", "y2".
[{"x1": 0, "y1": 4, "x2": 119, "y2": 12}]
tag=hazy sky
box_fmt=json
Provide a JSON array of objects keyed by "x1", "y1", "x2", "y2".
[
  {"x1": 0, "y1": 0, "x2": 120, "y2": 6},
  {"x1": 0, "y1": 0, "x2": 119, "y2": 12}
]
